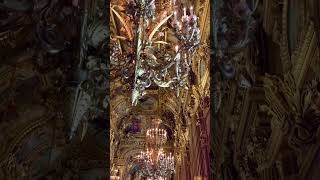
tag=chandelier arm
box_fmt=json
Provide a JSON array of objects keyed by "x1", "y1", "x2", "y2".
[
  {"x1": 188, "y1": 28, "x2": 196, "y2": 42},
  {"x1": 148, "y1": 14, "x2": 173, "y2": 41},
  {"x1": 110, "y1": 7, "x2": 133, "y2": 41}
]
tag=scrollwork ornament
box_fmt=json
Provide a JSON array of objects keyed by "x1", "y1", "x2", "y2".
[{"x1": 288, "y1": 78, "x2": 320, "y2": 151}]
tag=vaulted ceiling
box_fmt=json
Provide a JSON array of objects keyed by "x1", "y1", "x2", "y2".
[
  {"x1": 110, "y1": 0, "x2": 210, "y2": 178},
  {"x1": 0, "y1": 0, "x2": 108, "y2": 179}
]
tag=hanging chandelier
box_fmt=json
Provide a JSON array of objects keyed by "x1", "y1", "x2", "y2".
[
  {"x1": 137, "y1": 148, "x2": 174, "y2": 179},
  {"x1": 146, "y1": 118, "x2": 168, "y2": 146},
  {"x1": 146, "y1": 128, "x2": 167, "y2": 146},
  {"x1": 136, "y1": 119, "x2": 174, "y2": 179},
  {"x1": 110, "y1": 0, "x2": 200, "y2": 105}
]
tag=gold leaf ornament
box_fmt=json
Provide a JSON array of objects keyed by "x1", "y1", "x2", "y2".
[
  {"x1": 148, "y1": 14, "x2": 173, "y2": 41},
  {"x1": 111, "y1": 7, "x2": 133, "y2": 41}
]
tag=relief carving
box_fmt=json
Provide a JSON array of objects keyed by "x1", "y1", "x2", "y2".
[{"x1": 289, "y1": 78, "x2": 320, "y2": 151}]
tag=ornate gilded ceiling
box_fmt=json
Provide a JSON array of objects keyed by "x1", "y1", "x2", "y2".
[
  {"x1": 210, "y1": 0, "x2": 320, "y2": 180},
  {"x1": 0, "y1": 0, "x2": 211, "y2": 177},
  {"x1": 2, "y1": 0, "x2": 318, "y2": 179},
  {"x1": 110, "y1": 0, "x2": 210, "y2": 178},
  {"x1": 0, "y1": 0, "x2": 108, "y2": 179}
]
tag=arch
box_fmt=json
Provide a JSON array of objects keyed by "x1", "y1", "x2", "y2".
[{"x1": 0, "y1": 114, "x2": 55, "y2": 164}]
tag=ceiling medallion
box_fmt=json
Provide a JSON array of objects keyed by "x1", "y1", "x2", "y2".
[
  {"x1": 136, "y1": 119, "x2": 174, "y2": 179},
  {"x1": 110, "y1": 0, "x2": 200, "y2": 105}
]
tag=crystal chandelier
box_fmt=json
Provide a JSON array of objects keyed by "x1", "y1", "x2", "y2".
[
  {"x1": 110, "y1": 0, "x2": 200, "y2": 105},
  {"x1": 137, "y1": 148, "x2": 174, "y2": 179},
  {"x1": 146, "y1": 118, "x2": 168, "y2": 146},
  {"x1": 136, "y1": 119, "x2": 174, "y2": 179}
]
